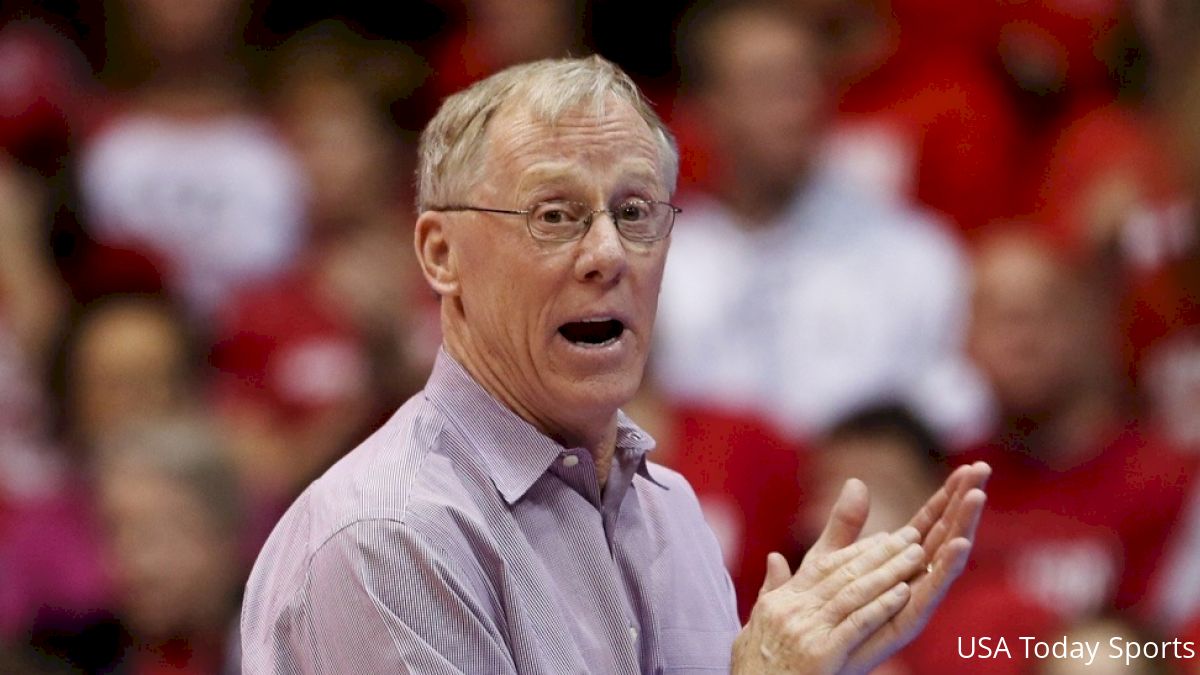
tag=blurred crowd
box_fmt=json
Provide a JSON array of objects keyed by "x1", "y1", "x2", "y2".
[{"x1": 2, "y1": 0, "x2": 1200, "y2": 673}]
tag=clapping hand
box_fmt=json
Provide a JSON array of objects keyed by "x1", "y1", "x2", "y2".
[{"x1": 732, "y1": 462, "x2": 990, "y2": 674}]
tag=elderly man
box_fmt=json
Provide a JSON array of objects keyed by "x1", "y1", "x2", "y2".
[{"x1": 241, "y1": 56, "x2": 989, "y2": 674}]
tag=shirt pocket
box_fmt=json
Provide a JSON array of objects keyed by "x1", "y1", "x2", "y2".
[{"x1": 658, "y1": 627, "x2": 736, "y2": 673}]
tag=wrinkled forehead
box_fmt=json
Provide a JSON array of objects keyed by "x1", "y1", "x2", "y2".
[{"x1": 479, "y1": 97, "x2": 668, "y2": 197}]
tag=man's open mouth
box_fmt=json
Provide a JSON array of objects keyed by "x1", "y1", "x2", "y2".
[{"x1": 558, "y1": 318, "x2": 626, "y2": 346}]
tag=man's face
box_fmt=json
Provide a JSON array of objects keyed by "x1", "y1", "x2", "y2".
[
  {"x1": 702, "y1": 9, "x2": 824, "y2": 186},
  {"x1": 968, "y1": 240, "x2": 1084, "y2": 417},
  {"x1": 443, "y1": 99, "x2": 670, "y2": 443},
  {"x1": 99, "y1": 466, "x2": 237, "y2": 639}
]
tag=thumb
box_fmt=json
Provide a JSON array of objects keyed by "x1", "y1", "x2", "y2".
[
  {"x1": 809, "y1": 478, "x2": 870, "y2": 560},
  {"x1": 759, "y1": 552, "x2": 792, "y2": 597}
]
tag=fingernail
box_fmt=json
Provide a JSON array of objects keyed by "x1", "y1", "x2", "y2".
[
  {"x1": 892, "y1": 582, "x2": 909, "y2": 598},
  {"x1": 897, "y1": 526, "x2": 920, "y2": 543},
  {"x1": 905, "y1": 544, "x2": 924, "y2": 562}
]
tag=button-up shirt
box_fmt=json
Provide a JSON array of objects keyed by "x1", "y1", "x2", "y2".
[{"x1": 241, "y1": 350, "x2": 741, "y2": 674}]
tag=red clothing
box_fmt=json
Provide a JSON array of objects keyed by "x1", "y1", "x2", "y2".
[
  {"x1": 836, "y1": 45, "x2": 1022, "y2": 237},
  {"x1": 0, "y1": 473, "x2": 111, "y2": 641},
  {"x1": 1022, "y1": 99, "x2": 1183, "y2": 257},
  {"x1": 660, "y1": 405, "x2": 807, "y2": 621},
  {"x1": 0, "y1": 21, "x2": 79, "y2": 173},
  {"x1": 210, "y1": 269, "x2": 368, "y2": 425},
  {"x1": 898, "y1": 574, "x2": 1061, "y2": 675},
  {"x1": 426, "y1": 27, "x2": 496, "y2": 104},
  {"x1": 1120, "y1": 259, "x2": 1200, "y2": 450},
  {"x1": 956, "y1": 422, "x2": 1193, "y2": 622},
  {"x1": 996, "y1": 0, "x2": 1125, "y2": 93}
]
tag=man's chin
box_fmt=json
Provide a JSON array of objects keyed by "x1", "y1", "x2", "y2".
[{"x1": 548, "y1": 372, "x2": 642, "y2": 418}]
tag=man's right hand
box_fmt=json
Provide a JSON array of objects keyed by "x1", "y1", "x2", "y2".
[{"x1": 731, "y1": 463, "x2": 989, "y2": 674}]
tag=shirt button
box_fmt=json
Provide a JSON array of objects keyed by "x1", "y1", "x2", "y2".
[
  {"x1": 628, "y1": 624, "x2": 638, "y2": 642},
  {"x1": 562, "y1": 454, "x2": 580, "y2": 467}
]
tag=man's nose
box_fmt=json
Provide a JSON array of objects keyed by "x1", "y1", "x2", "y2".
[{"x1": 574, "y1": 211, "x2": 627, "y2": 284}]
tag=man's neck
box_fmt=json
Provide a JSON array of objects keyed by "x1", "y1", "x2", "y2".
[
  {"x1": 590, "y1": 426, "x2": 618, "y2": 491},
  {"x1": 1002, "y1": 390, "x2": 1117, "y2": 470},
  {"x1": 442, "y1": 332, "x2": 621, "y2": 489},
  {"x1": 717, "y1": 164, "x2": 808, "y2": 227}
]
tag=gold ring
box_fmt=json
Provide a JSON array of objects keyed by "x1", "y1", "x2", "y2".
[{"x1": 925, "y1": 563, "x2": 934, "y2": 575}]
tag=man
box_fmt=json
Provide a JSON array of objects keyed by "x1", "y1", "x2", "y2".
[
  {"x1": 241, "y1": 55, "x2": 989, "y2": 673},
  {"x1": 655, "y1": 1, "x2": 989, "y2": 445},
  {"x1": 965, "y1": 230, "x2": 1191, "y2": 625}
]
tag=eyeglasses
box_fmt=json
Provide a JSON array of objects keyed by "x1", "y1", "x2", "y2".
[{"x1": 428, "y1": 199, "x2": 680, "y2": 243}]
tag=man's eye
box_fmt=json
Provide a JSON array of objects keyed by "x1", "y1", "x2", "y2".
[
  {"x1": 533, "y1": 202, "x2": 579, "y2": 225},
  {"x1": 617, "y1": 201, "x2": 652, "y2": 221}
]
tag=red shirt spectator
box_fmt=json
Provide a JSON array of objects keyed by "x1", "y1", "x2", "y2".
[
  {"x1": 1022, "y1": 98, "x2": 1185, "y2": 262},
  {"x1": 834, "y1": 42, "x2": 1022, "y2": 237},
  {"x1": 956, "y1": 422, "x2": 1193, "y2": 622}
]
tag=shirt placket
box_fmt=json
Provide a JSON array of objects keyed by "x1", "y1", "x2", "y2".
[{"x1": 549, "y1": 448, "x2": 643, "y2": 675}]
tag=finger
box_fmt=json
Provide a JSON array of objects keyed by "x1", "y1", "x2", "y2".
[
  {"x1": 923, "y1": 484, "x2": 988, "y2": 559},
  {"x1": 808, "y1": 478, "x2": 870, "y2": 561},
  {"x1": 920, "y1": 488, "x2": 985, "y2": 570},
  {"x1": 903, "y1": 536, "x2": 973, "y2": 630},
  {"x1": 957, "y1": 488, "x2": 987, "y2": 543},
  {"x1": 793, "y1": 527, "x2": 917, "y2": 592},
  {"x1": 905, "y1": 464, "x2": 966, "y2": 538},
  {"x1": 889, "y1": 535, "x2": 975, "y2": 642},
  {"x1": 822, "y1": 542, "x2": 925, "y2": 623},
  {"x1": 760, "y1": 552, "x2": 793, "y2": 597},
  {"x1": 842, "y1": 480, "x2": 985, "y2": 671},
  {"x1": 829, "y1": 582, "x2": 911, "y2": 655},
  {"x1": 804, "y1": 529, "x2": 918, "y2": 598},
  {"x1": 918, "y1": 464, "x2": 990, "y2": 555},
  {"x1": 844, "y1": 537, "x2": 975, "y2": 671},
  {"x1": 918, "y1": 461, "x2": 988, "y2": 529},
  {"x1": 907, "y1": 461, "x2": 985, "y2": 530},
  {"x1": 797, "y1": 532, "x2": 888, "y2": 584}
]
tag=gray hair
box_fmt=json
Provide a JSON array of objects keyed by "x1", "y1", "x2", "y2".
[{"x1": 416, "y1": 55, "x2": 679, "y2": 211}]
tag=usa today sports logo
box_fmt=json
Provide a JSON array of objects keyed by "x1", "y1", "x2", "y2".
[{"x1": 958, "y1": 636, "x2": 1195, "y2": 667}]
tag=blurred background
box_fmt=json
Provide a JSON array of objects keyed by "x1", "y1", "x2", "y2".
[{"x1": 2, "y1": 0, "x2": 1200, "y2": 672}]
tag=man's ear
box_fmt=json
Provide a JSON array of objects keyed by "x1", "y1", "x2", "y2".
[{"x1": 414, "y1": 211, "x2": 460, "y2": 296}]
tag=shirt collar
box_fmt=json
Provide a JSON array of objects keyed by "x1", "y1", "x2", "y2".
[{"x1": 422, "y1": 348, "x2": 666, "y2": 505}]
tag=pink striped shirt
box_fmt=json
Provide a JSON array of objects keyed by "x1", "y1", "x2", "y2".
[{"x1": 241, "y1": 350, "x2": 740, "y2": 673}]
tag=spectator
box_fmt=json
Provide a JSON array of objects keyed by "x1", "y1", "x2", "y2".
[
  {"x1": 75, "y1": 0, "x2": 305, "y2": 319},
  {"x1": 655, "y1": 0, "x2": 989, "y2": 446},
  {"x1": 1013, "y1": 0, "x2": 1181, "y2": 273},
  {"x1": 1109, "y1": 1, "x2": 1200, "y2": 452},
  {"x1": 803, "y1": 404, "x2": 943, "y2": 542},
  {"x1": 91, "y1": 415, "x2": 243, "y2": 674},
  {"x1": 961, "y1": 229, "x2": 1193, "y2": 625},
  {"x1": 828, "y1": 0, "x2": 1021, "y2": 236},
  {"x1": 804, "y1": 403, "x2": 1061, "y2": 674},
  {"x1": 1130, "y1": 7, "x2": 1200, "y2": 631},
  {"x1": 50, "y1": 295, "x2": 201, "y2": 455},
  {"x1": 210, "y1": 31, "x2": 435, "y2": 545},
  {"x1": 427, "y1": 0, "x2": 586, "y2": 103}
]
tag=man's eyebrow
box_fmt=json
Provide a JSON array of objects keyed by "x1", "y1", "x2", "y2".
[
  {"x1": 614, "y1": 161, "x2": 663, "y2": 192},
  {"x1": 514, "y1": 160, "x2": 665, "y2": 202},
  {"x1": 514, "y1": 163, "x2": 581, "y2": 199}
]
